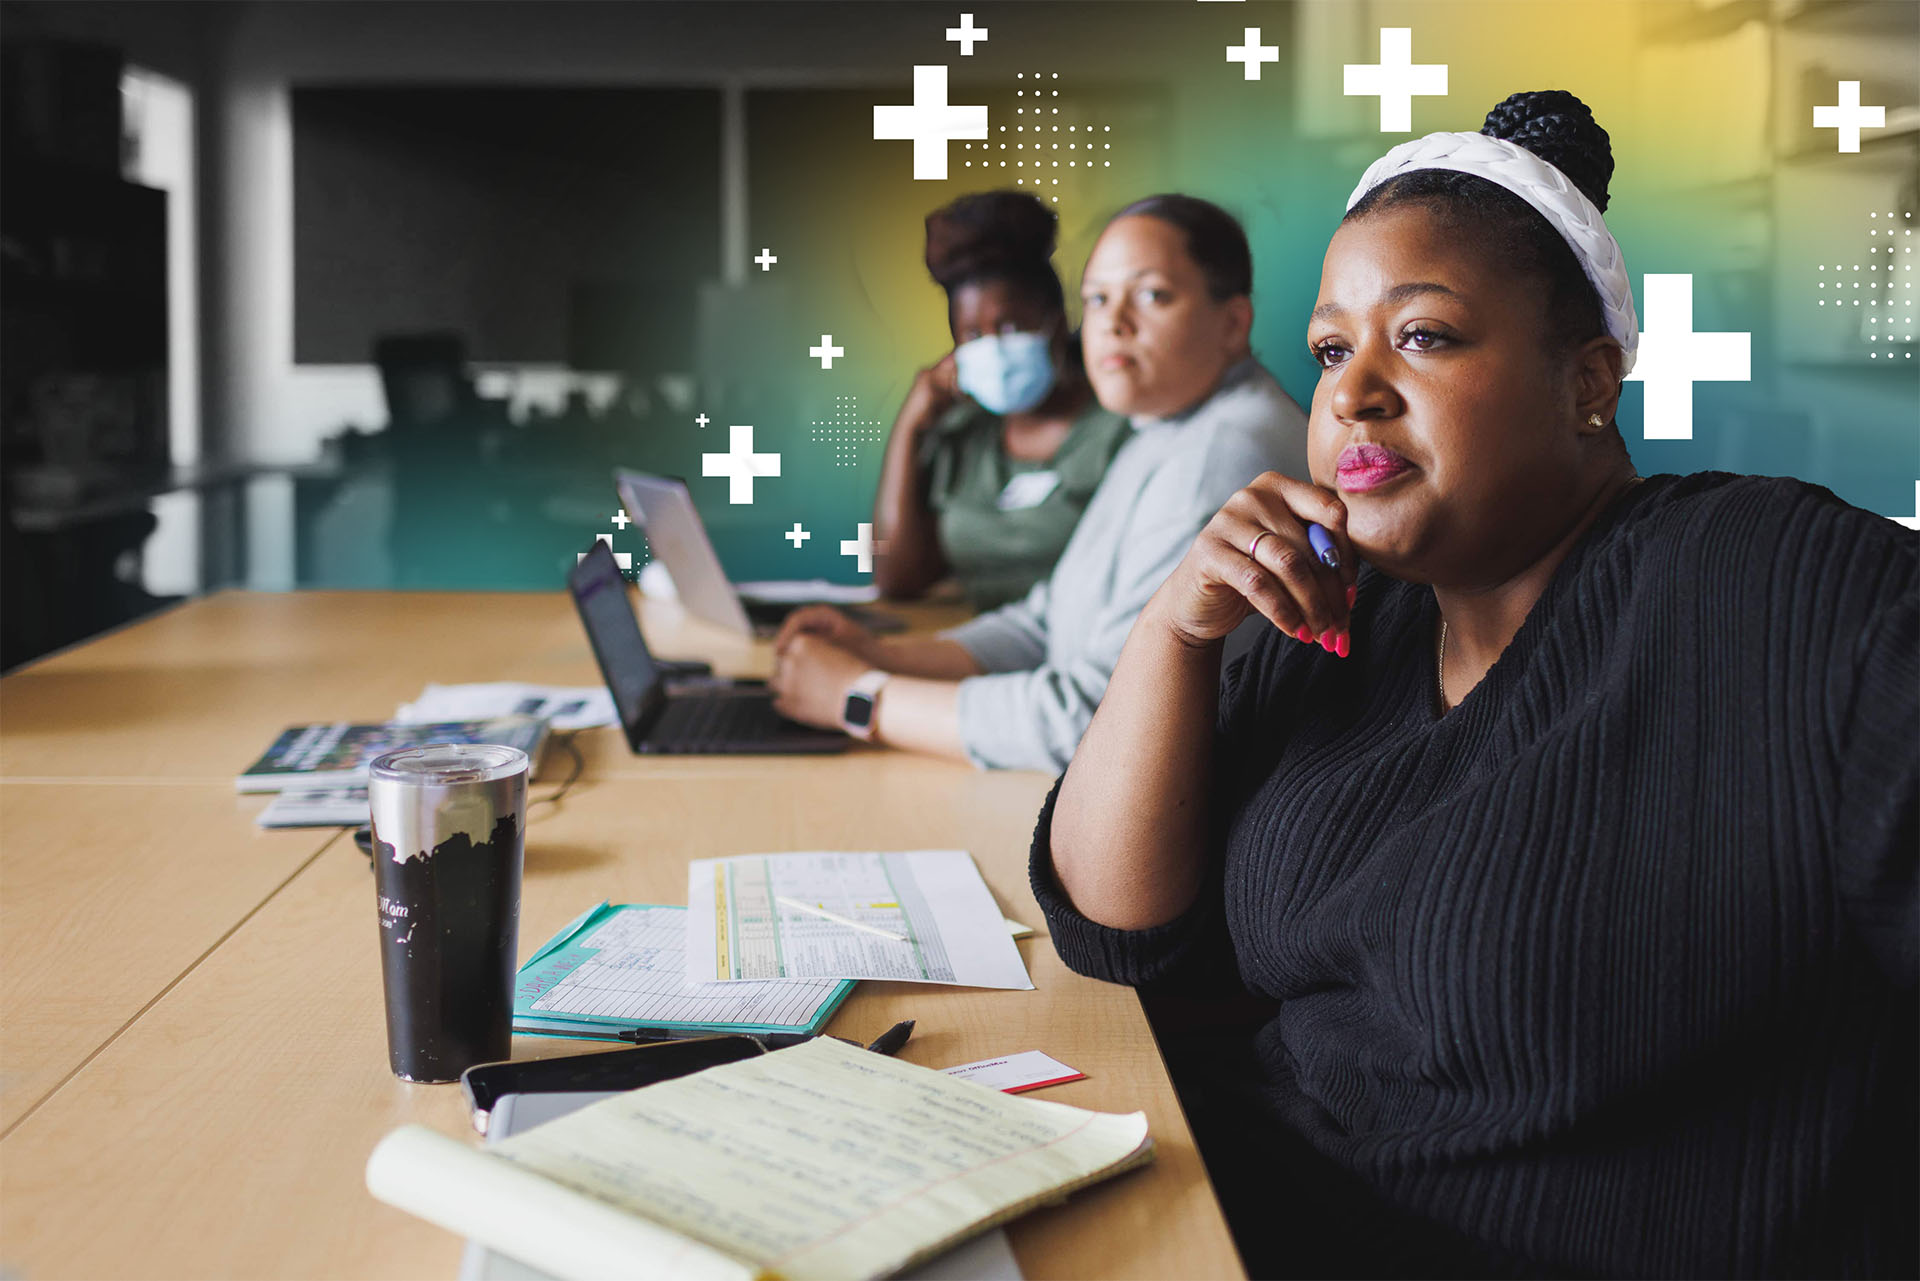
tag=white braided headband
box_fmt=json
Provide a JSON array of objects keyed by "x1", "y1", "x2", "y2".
[{"x1": 1345, "y1": 131, "x2": 1639, "y2": 376}]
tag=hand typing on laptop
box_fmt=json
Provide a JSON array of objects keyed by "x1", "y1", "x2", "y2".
[
  {"x1": 769, "y1": 626, "x2": 873, "y2": 731},
  {"x1": 767, "y1": 605, "x2": 982, "y2": 758}
]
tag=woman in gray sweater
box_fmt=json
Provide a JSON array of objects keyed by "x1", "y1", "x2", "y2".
[{"x1": 768, "y1": 196, "x2": 1309, "y2": 771}]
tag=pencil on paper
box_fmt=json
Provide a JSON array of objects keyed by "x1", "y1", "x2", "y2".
[{"x1": 775, "y1": 896, "x2": 909, "y2": 942}]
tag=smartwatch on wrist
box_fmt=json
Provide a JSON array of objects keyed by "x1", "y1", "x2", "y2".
[{"x1": 840, "y1": 670, "x2": 890, "y2": 740}]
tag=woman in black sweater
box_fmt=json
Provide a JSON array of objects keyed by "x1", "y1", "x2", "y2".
[{"x1": 1035, "y1": 90, "x2": 1916, "y2": 1277}]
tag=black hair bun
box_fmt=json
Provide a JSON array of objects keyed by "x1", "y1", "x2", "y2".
[
  {"x1": 925, "y1": 191, "x2": 1058, "y2": 289},
  {"x1": 1480, "y1": 90, "x2": 1614, "y2": 213}
]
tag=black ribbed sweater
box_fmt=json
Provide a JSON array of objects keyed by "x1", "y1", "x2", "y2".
[{"x1": 1031, "y1": 473, "x2": 1917, "y2": 1278}]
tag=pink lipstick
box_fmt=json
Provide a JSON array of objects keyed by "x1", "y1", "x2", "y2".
[{"x1": 1335, "y1": 443, "x2": 1414, "y2": 494}]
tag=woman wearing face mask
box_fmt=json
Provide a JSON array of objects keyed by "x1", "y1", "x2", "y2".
[
  {"x1": 1038, "y1": 91, "x2": 1916, "y2": 1277},
  {"x1": 770, "y1": 195, "x2": 1310, "y2": 771},
  {"x1": 873, "y1": 191, "x2": 1131, "y2": 610}
]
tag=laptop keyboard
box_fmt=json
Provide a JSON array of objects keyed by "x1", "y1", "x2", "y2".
[{"x1": 650, "y1": 692, "x2": 808, "y2": 751}]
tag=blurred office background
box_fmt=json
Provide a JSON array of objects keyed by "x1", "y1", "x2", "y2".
[{"x1": 2, "y1": 0, "x2": 1914, "y2": 670}]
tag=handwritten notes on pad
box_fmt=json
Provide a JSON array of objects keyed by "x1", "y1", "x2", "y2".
[
  {"x1": 366, "y1": 1037, "x2": 1153, "y2": 1281},
  {"x1": 686, "y1": 850, "x2": 1034, "y2": 989}
]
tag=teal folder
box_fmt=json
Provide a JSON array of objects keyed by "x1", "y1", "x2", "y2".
[{"x1": 513, "y1": 902, "x2": 853, "y2": 1041}]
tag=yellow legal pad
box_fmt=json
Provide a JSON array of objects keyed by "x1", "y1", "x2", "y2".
[{"x1": 366, "y1": 1036, "x2": 1154, "y2": 1280}]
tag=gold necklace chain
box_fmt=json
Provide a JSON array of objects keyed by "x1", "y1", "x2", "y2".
[{"x1": 1435, "y1": 473, "x2": 1644, "y2": 716}]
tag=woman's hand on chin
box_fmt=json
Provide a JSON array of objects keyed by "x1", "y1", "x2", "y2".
[
  {"x1": 1153, "y1": 471, "x2": 1357, "y2": 654},
  {"x1": 896, "y1": 353, "x2": 960, "y2": 438}
]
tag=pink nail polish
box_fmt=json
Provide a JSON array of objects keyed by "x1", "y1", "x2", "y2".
[
  {"x1": 1295, "y1": 625, "x2": 1314, "y2": 644},
  {"x1": 1346, "y1": 584, "x2": 1357, "y2": 608},
  {"x1": 1336, "y1": 633, "x2": 1350, "y2": 659},
  {"x1": 1319, "y1": 630, "x2": 1336, "y2": 653}
]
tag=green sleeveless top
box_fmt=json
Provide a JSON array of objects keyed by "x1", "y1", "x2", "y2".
[{"x1": 917, "y1": 397, "x2": 1132, "y2": 610}]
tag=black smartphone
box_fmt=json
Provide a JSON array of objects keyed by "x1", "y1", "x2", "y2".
[{"x1": 459, "y1": 1035, "x2": 765, "y2": 1134}]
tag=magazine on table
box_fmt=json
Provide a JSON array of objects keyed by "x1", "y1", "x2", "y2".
[{"x1": 236, "y1": 715, "x2": 549, "y2": 793}]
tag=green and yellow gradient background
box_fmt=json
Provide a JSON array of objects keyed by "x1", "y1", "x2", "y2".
[{"x1": 413, "y1": 0, "x2": 1920, "y2": 586}]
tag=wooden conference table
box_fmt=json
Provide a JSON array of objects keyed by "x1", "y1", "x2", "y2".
[{"x1": 0, "y1": 590, "x2": 1244, "y2": 1280}]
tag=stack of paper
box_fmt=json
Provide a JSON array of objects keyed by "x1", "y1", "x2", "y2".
[
  {"x1": 686, "y1": 850, "x2": 1034, "y2": 990},
  {"x1": 395, "y1": 683, "x2": 616, "y2": 732},
  {"x1": 368, "y1": 1037, "x2": 1150, "y2": 1281},
  {"x1": 255, "y1": 784, "x2": 369, "y2": 829},
  {"x1": 514, "y1": 903, "x2": 850, "y2": 1040},
  {"x1": 512, "y1": 851, "x2": 1033, "y2": 1048},
  {"x1": 732, "y1": 579, "x2": 882, "y2": 605}
]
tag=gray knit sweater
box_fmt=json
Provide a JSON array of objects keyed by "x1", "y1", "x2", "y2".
[
  {"x1": 944, "y1": 357, "x2": 1308, "y2": 771},
  {"x1": 1031, "y1": 472, "x2": 1918, "y2": 1276}
]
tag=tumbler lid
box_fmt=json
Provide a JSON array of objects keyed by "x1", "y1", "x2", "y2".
[{"x1": 369, "y1": 743, "x2": 529, "y2": 785}]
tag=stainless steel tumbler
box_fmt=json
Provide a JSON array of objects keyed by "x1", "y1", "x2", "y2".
[{"x1": 368, "y1": 743, "x2": 528, "y2": 1082}]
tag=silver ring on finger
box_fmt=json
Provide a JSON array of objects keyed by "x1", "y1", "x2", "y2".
[{"x1": 1248, "y1": 529, "x2": 1277, "y2": 560}]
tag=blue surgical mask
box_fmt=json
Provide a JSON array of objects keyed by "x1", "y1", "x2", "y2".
[{"x1": 952, "y1": 331, "x2": 1056, "y2": 415}]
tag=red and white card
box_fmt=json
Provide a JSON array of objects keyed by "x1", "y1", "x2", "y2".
[{"x1": 942, "y1": 1050, "x2": 1086, "y2": 1094}]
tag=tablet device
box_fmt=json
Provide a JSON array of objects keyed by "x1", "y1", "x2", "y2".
[{"x1": 459, "y1": 1035, "x2": 766, "y2": 1134}]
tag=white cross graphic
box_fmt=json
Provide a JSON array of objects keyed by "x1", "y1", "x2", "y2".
[
  {"x1": 1226, "y1": 28, "x2": 1279, "y2": 81},
  {"x1": 1344, "y1": 28, "x2": 1447, "y2": 133},
  {"x1": 576, "y1": 534, "x2": 632, "y2": 571},
  {"x1": 1812, "y1": 81, "x2": 1885, "y2": 153},
  {"x1": 702, "y1": 424, "x2": 782, "y2": 504},
  {"x1": 840, "y1": 523, "x2": 889, "y2": 574},
  {"x1": 1891, "y1": 482, "x2": 1920, "y2": 531},
  {"x1": 809, "y1": 334, "x2": 846, "y2": 369},
  {"x1": 1625, "y1": 274, "x2": 1751, "y2": 441},
  {"x1": 946, "y1": 12, "x2": 988, "y2": 56},
  {"x1": 610, "y1": 510, "x2": 631, "y2": 531},
  {"x1": 873, "y1": 65, "x2": 989, "y2": 180},
  {"x1": 753, "y1": 248, "x2": 778, "y2": 272},
  {"x1": 785, "y1": 523, "x2": 812, "y2": 548},
  {"x1": 695, "y1": 413, "x2": 710, "y2": 428}
]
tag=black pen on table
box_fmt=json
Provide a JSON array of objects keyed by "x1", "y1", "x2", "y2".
[{"x1": 615, "y1": 1019, "x2": 915, "y2": 1055}]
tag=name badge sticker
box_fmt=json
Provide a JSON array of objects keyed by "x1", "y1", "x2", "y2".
[
  {"x1": 943, "y1": 1050, "x2": 1086, "y2": 1094},
  {"x1": 996, "y1": 471, "x2": 1062, "y2": 512}
]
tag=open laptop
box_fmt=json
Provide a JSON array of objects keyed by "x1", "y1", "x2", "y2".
[
  {"x1": 568, "y1": 539, "x2": 846, "y2": 755},
  {"x1": 614, "y1": 469, "x2": 904, "y2": 636}
]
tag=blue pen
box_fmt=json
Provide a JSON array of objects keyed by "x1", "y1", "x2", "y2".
[
  {"x1": 1306, "y1": 522, "x2": 1351, "y2": 658},
  {"x1": 1306, "y1": 523, "x2": 1340, "y2": 570}
]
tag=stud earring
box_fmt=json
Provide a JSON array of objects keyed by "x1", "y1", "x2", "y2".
[{"x1": 1586, "y1": 413, "x2": 1605, "y2": 427}]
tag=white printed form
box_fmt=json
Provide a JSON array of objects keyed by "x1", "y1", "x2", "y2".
[
  {"x1": 532, "y1": 907, "x2": 843, "y2": 1030},
  {"x1": 686, "y1": 850, "x2": 1034, "y2": 990}
]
